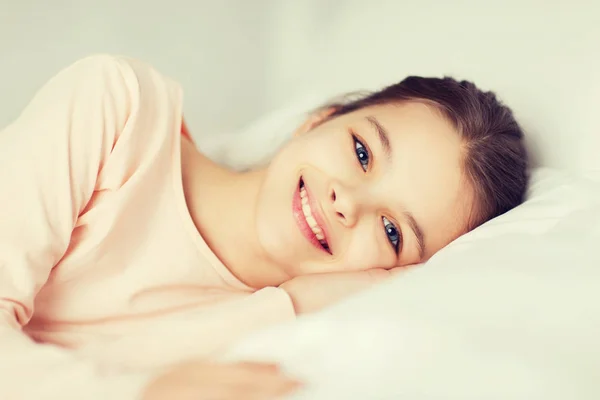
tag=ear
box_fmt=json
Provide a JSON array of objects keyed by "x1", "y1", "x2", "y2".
[{"x1": 293, "y1": 107, "x2": 338, "y2": 137}]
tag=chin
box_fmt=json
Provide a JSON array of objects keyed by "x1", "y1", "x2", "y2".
[{"x1": 255, "y1": 217, "x2": 296, "y2": 268}]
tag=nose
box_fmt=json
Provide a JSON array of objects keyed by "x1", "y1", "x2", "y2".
[{"x1": 329, "y1": 181, "x2": 360, "y2": 227}]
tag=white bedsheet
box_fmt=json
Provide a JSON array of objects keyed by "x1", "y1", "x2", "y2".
[{"x1": 221, "y1": 169, "x2": 600, "y2": 399}]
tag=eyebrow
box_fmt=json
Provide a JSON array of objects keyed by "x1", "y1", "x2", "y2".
[
  {"x1": 404, "y1": 210, "x2": 426, "y2": 261},
  {"x1": 365, "y1": 116, "x2": 425, "y2": 260},
  {"x1": 366, "y1": 116, "x2": 392, "y2": 162}
]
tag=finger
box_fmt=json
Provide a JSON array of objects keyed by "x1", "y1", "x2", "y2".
[
  {"x1": 367, "y1": 268, "x2": 391, "y2": 281},
  {"x1": 184, "y1": 361, "x2": 280, "y2": 380},
  {"x1": 194, "y1": 378, "x2": 301, "y2": 400},
  {"x1": 232, "y1": 378, "x2": 303, "y2": 400},
  {"x1": 234, "y1": 361, "x2": 281, "y2": 373},
  {"x1": 202, "y1": 365, "x2": 295, "y2": 388},
  {"x1": 221, "y1": 364, "x2": 301, "y2": 391},
  {"x1": 260, "y1": 378, "x2": 303, "y2": 397},
  {"x1": 235, "y1": 371, "x2": 302, "y2": 389}
]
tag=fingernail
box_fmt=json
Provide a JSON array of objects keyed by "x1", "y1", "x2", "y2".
[{"x1": 289, "y1": 380, "x2": 304, "y2": 389}]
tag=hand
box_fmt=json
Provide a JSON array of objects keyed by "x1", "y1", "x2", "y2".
[
  {"x1": 280, "y1": 268, "x2": 400, "y2": 315},
  {"x1": 142, "y1": 360, "x2": 302, "y2": 400}
]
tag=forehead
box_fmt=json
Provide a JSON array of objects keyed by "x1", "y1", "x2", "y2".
[{"x1": 354, "y1": 102, "x2": 474, "y2": 258}]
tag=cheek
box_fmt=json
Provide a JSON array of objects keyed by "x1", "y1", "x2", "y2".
[
  {"x1": 336, "y1": 228, "x2": 392, "y2": 271},
  {"x1": 299, "y1": 133, "x2": 354, "y2": 173}
]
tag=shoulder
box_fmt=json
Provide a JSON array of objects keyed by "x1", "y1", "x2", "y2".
[
  {"x1": 60, "y1": 54, "x2": 182, "y2": 102},
  {"x1": 52, "y1": 55, "x2": 186, "y2": 188}
]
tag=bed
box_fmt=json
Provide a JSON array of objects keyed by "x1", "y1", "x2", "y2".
[
  {"x1": 220, "y1": 168, "x2": 600, "y2": 399},
  {"x1": 4, "y1": 1, "x2": 597, "y2": 398},
  {"x1": 197, "y1": 2, "x2": 600, "y2": 398}
]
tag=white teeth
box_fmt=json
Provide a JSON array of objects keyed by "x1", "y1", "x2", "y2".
[
  {"x1": 302, "y1": 203, "x2": 311, "y2": 216},
  {"x1": 306, "y1": 215, "x2": 318, "y2": 229},
  {"x1": 299, "y1": 187, "x2": 327, "y2": 244}
]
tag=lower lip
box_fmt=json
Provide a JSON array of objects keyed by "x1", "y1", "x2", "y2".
[{"x1": 293, "y1": 179, "x2": 326, "y2": 252}]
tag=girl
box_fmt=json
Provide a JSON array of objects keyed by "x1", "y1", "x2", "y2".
[{"x1": 0, "y1": 55, "x2": 528, "y2": 400}]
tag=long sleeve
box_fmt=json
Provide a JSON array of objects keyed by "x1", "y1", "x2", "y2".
[
  {"x1": 79, "y1": 287, "x2": 296, "y2": 372},
  {"x1": 0, "y1": 55, "x2": 153, "y2": 400}
]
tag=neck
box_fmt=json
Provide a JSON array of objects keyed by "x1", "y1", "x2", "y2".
[{"x1": 180, "y1": 138, "x2": 290, "y2": 289}]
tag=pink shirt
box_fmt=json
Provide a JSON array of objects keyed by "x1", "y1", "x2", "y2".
[{"x1": 0, "y1": 55, "x2": 295, "y2": 399}]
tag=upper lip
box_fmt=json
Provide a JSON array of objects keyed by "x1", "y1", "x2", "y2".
[{"x1": 302, "y1": 178, "x2": 333, "y2": 254}]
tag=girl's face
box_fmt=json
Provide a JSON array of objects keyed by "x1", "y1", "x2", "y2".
[{"x1": 254, "y1": 102, "x2": 474, "y2": 277}]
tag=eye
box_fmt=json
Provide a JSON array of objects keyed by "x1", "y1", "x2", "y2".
[
  {"x1": 353, "y1": 135, "x2": 370, "y2": 171},
  {"x1": 382, "y1": 216, "x2": 402, "y2": 254}
]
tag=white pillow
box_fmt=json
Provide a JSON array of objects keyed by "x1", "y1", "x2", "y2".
[
  {"x1": 204, "y1": 68, "x2": 600, "y2": 398},
  {"x1": 195, "y1": 93, "x2": 320, "y2": 171},
  {"x1": 221, "y1": 168, "x2": 600, "y2": 399}
]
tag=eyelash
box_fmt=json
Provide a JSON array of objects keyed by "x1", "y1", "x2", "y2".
[
  {"x1": 351, "y1": 132, "x2": 402, "y2": 255},
  {"x1": 352, "y1": 133, "x2": 370, "y2": 172},
  {"x1": 383, "y1": 216, "x2": 402, "y2": 254}
]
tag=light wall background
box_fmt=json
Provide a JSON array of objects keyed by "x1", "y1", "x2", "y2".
[
  {"x1": 1, "y1": 0, "x2": 599, "y2": 171},
  {"x1": 0, "y1": 0, "x2": 275, "y2": 135}
]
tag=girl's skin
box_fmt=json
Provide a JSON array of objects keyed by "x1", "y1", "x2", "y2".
[
  {"x1": 144, "y1": 101, "x2": 475, "y2": 400},
  {"x1": 183, "y1": 102, "x2": 473, "y2": 293}
]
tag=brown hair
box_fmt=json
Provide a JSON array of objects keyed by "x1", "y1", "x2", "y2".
[{"x1": 321, "y1": 76, "x2": 529, "y2": 230}]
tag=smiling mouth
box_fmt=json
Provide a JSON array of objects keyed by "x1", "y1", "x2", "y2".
[{"x1": 299, "y1": 178, "x2": 331, "y2": 253}]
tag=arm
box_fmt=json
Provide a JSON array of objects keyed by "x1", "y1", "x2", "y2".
[
  {"x1": 0, "y1": 55, "x2": 301, "y2": 400},
  {"x1": 79, "y1": 287, "x2": 296, "y2": 371},
  {"x1": 0, "y1": 55, "x2": 153, "y2": 399}
]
